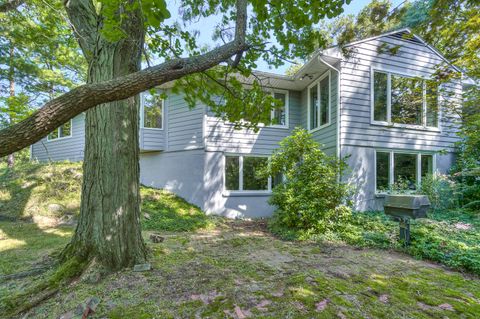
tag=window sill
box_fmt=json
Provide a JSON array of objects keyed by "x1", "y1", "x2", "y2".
[
  {"x1": 222, "y1": 191, "x2": 271, "y2": 197},
  {"x1": 308, "y1": 122, "x2": 331, "y2": 133},
  {"x1": 370, "y1": 121, "x2": 440, "y2": 132},
  {"x1": 141, "y1": 127, "x2": 164, "y2": 131},
  {"x1": 47, "y1": 135, "x2": 73, "y2": 142}
]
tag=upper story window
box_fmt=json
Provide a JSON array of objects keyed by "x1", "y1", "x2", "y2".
[
  {"x1": 308, "y1": 71, "x2": 330, "y2": 131},
  {"x1": 271, "y1": 91, "x2": 289, "y2": 127},
  {"x1": 372, "y1": 69, "x2": 439, "y2": 129},
  {"x1": 141, "y1": 92, "x2": 164, "y2": 129},
  {"x1": 47, "y1": 120, "x2": 72, "y2": 141}
]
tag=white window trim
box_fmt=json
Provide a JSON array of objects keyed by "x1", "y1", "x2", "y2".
[
  {"x1": 269, "y1": 89, "x2": 289, "y2": 129},
  {"x1": 374, "y1": 149, "x2": 437, "y2": 194},
  {"x1": 140, "y1": 92, "x2": 164, "y2": 130},
  {"x1": 223, "y1": 154, "x2": 272, "y2": 196},
  {"x1": 370, "y1": 66, "x2": 441, "y2": 132},
  {"x1": 47, "y1": 119, "x2": 73, "y2": 142},
  {"x1": 307, "y1": 70, "x2": 331, "y2": 133}
]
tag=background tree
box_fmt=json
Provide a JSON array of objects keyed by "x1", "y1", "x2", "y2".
[{"x1": 0, "y1": 0, "x2": 86, "y2": 166}]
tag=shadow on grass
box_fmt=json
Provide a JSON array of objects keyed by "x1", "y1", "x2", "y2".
[{"x1": 140, "y1": 187, "x2": 214, "y2": 232}]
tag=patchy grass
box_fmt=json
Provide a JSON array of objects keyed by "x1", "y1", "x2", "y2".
[
  {"x1": 270, "y1": 209, "x2": 480, "y2": 275},
  {"x1": 0, "y1": 161, "x2": 214, "y2": 233},
  {"x1": 2, "y1": 220, "x2": 478, "y2": 318}
]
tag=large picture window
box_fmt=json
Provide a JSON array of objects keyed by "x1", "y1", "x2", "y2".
[
  {"x1": 142, "y1": 92, "x2": 163, "y2": 129},
  {"x1": 48, "y1": 120, "x2": 72, "y2": 141},
  {"x1": 308, "y1": 71, "x2": 330, "y2": 131},
  {"x1": 375, "y1": 151, "x2": 435, "y2": 192},
  {"x1": 372, "y1": 69, "x2": 439, "y2": 128},
  {"x1": 225, "y1": 155, "x2": 271, "y2": 192}
]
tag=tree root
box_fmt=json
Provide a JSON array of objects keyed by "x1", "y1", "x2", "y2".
[
  {"x1": 1, "y1": 256, "x2": 89, "y2": 317},
  {"x1": 0, "y1": 266, "x2": 50, "y2": 282}
]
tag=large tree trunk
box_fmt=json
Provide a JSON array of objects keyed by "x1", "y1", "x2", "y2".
[
  {"x1": 7, "y1": 42, "x2": 14, "y2": 168},
  {"x1": 62, "y1": 1, "x2": 147, "y2": 270}
]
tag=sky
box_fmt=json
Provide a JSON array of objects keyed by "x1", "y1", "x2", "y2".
[{"x1": 166, "y1": 0, "x2": 406, "y2": 74}]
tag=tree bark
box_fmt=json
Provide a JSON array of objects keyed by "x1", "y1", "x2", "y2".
[
  {"x1": 61, "y1": 0, "x2": 147, "y2": 269},
  {"x1": 7, "y1": 42, "x2": 14, "y2": 168}
]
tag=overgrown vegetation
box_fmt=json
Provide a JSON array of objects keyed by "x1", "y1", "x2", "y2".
[{"x1": 260, "y1": 128, "x2": 352, "y2": 233}]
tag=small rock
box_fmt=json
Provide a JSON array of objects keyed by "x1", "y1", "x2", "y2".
[
  {"x1": 149, "y1": 233, "x2": 164, "y2": 243},
  {"x1": 144, "y1": 212, "x2": 151, "y2": 220},
  {"x1": 438, "y1": 303, "x2": 454, "y2": 311},
  {"x1": 58, "y1": 311, "x2": 74, "y2": 319},
  {"x1": 315, "y1": 299, "x2": 330, "y2": 312},
  {"x1": 133, "y1": 263, "x2": 152, "y2": 272},
  {"x1": 255, "y1": 299, "x2": 271, "y2": 311},
  {"x1": 337, "y1": 311, "x2": 347, "y2": 319},
  {"x1": 379, "y1": 294, "x2": 389, "y2": 304},
  {"x1": 47, "y1": 203, "x2": 64, "y2": 213},
  {"x1": 454, "y1": 222, "x2": 471, "y2": 230}
]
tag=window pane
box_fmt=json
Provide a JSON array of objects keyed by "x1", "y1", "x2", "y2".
[
  {"x1": 59, "y1": 121, "x2": 71, "y2": 138},
  {"x1": 426, "y1": 80, "x2": 438, "y2": 127},
  {"x1": 225, "y1": 156, "x2": 240, "y2": 190},
  {"x1": 48, "y1": 128, "x2": 58, "y2": 140},
  {"x1": 243, "y1": 157, "x2": 268, "y2": 190},
  {"x1": 143, "y1": 93, "x2": 163, "y2": 128},
  {"x1": 373, "y1": 71, "x2": 388, "y2": 122},
  {"x1": 376, "y1": 152, "x2": 390, "y2": 191},
  {"x1": 309, "y1": 85, "x2": 318, "y2": 129},
  {"x1": 319, "y1": 76, "x2": 329, "y2": 125},
  {"x1": 272, "y1": 92, "x2": 286, "y2": 126},
  {"x1": 394, "y1": 153, "x2": 417, "y2": 190},
  {"x1": 391, "y1": 75, "x2": 423, "y2": 125},
  {"x1": 421, "y1": 154, "x2": 433, "y2": 178}
]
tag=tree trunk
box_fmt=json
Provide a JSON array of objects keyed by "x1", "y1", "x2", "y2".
[
  {"x1": 62, "y1": 3, "x2": 147, "y2": 270},
  {"x1": 8, "y1": 42, "x2": 14, "y2": 168}
]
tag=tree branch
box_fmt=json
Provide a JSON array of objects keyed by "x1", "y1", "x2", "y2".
[
  {"x1": 0, "y1": 0, "x2": 24, "y2": 12},
  {"x1": 63, "y1": 0, "x2": 99, "y2": 56},
  {"x1": 0, "y1": 0, "x2": 250, "y2": 157}
]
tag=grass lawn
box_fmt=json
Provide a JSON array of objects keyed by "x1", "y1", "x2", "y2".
[
  {"x1": 1, "y1": 162, "x2": 480, "y2": 318},
  {"x1": 0, "y1": 220, "x2": 479, "y2": 318}
]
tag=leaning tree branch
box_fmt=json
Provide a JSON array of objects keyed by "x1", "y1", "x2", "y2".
[
  {"x1": 0, "y1": 0, "x2": 249, "y2": 157},
  {"x1": 0, "y1": 0, "x2": 25, "y2": 12}
]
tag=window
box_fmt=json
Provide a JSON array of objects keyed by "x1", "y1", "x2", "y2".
[
  {"x1": 224, "y1": 155, "x2": 271, "y2": 192},
  {"x1": 372, "y1": 69, "x2": 439, "y2": 128},
  {"x1": 271, "y1": 91, "x2": 288, "y2": 127},
  {"x1": 308, "y1": 71, "x2": 330, "y2": 131},
  {"x1": 375, "y1": 151, "x2": 435, "y2": 192},
  {"x1": 47, "y1": 120, "x2": 72, "y2": 141},
  {"x1": 142, "y1": 92, "x2": 163, "y2": 129}
]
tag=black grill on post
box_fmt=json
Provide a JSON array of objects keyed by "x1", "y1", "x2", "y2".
[{"x1": 383, "y1": 195, "x2": 430, "y2": 245}]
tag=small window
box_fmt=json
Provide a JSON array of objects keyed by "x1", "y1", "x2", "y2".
[
  {"x1": 224, "y1": 155, "x2": 271, "y2": 192},
  {"x1": 425, "y1": 80, "x2": 439, "y2": 127},
  {"x1": 376, "y1": 152, "x2": 390, "y2": 191},
  {"x1": 48, "y1": 120, "x2": 72, "y2": 141},
  {"x1": 243, "y1": 157, "x2": 268, "y2": 190},
  {"x1": 142, "y1": 93, "x2": 163, "y2": 129},
  {"x1": 373, "y1": 71, "x2": 388, "y2": 122},
  {"x1": 421, "y1": 154, "x2": 433, "y2": 178},
  {"x1": 271, "y1": 92, "x2": 287, "y2": 126},
  {"x1": 308, "y1": 72, "x2": 330, "y2": 130},
  {"x1": 394, "y1": 153, "x2": 418, "y2": 190},
  {"x1": 225, "y1": 156, "x2": 240, "y2": 190}
]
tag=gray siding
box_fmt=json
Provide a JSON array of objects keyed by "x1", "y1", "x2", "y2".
[
  {"x1": 300, "y1": 70, "x2": 339, "y2": 155},
  {"x1": 339, "y1": 34, "x2": 462, "y2": 153},
  {"x1": 166, "y1": 91, "x2": 204, "y2": 151},
  {"x1": 205, "y1": 90, "x2": 302, "y2": 154},
  {"x1": 140, "y1": 128, "x2": 165, "y2": 151},
  {"x1": 31, "y1": 114, "x2": 85, "y2": 162}
]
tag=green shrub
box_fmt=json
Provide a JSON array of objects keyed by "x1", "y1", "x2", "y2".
[
  {"x1": 417, "y1": 173, "x2": 458, "y2": 211},
  {"x1": 260, "y1": 128, "x2": 352, "y2": 232}
]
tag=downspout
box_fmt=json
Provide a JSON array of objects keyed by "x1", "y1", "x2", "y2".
[{"x1": 318, "y1": 56, "x2": 341, "y2": 159}]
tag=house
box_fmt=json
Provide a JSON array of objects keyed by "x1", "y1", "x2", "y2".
[{"x1": 31, "y1": 29, "x2": 465, "y2": 218}]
